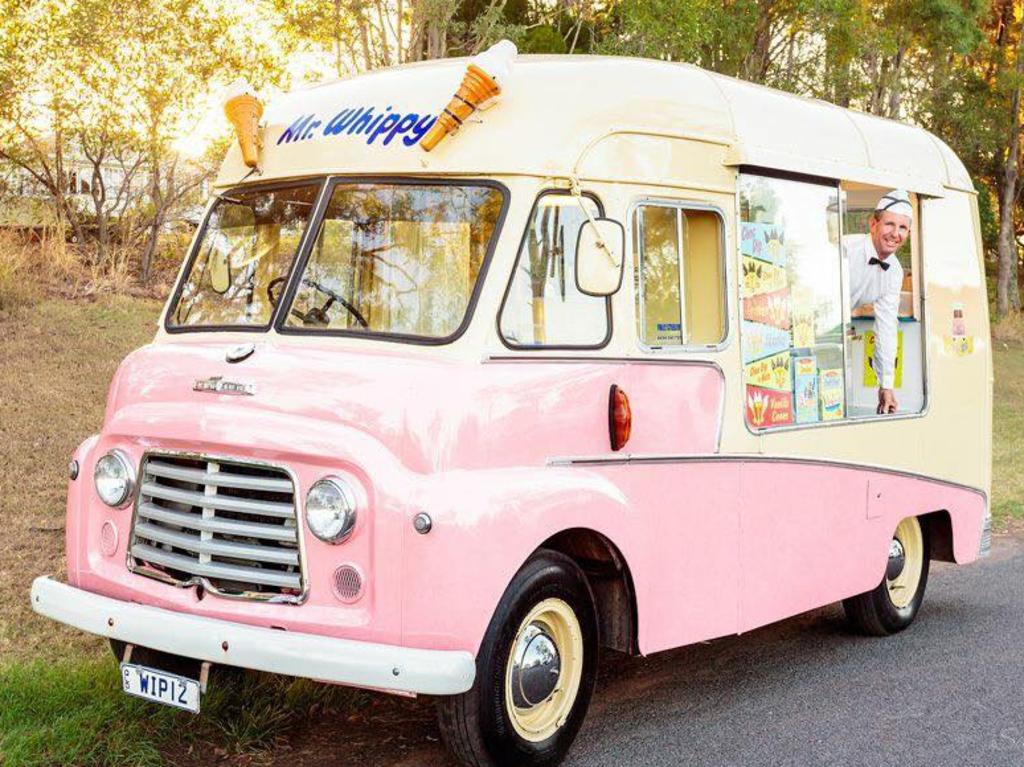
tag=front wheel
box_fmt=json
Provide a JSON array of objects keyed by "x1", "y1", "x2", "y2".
[
  {"x1": 436, "y1": 550, "x2": 598, "y2": 767},
  {"x1": 843, "y1": 516, "x2": 930, "y2": 636}
]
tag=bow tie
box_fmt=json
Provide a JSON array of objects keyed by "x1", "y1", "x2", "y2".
[{"x1": 868, "y1": 257, "x2": 890, "y2": 271}]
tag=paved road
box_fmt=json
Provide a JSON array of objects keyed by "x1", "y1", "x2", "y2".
[{"x1": 292, "y1": 536, "x2": 1024, "y2": 767}]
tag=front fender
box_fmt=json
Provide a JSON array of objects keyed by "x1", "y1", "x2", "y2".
[{"x1": 400, "y1": 465, "x2": 641, "y2": 654}]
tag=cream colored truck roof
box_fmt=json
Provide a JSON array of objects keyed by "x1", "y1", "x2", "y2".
[{"x1": 214, "y1": 55, "x2": 972, "y2": 196}]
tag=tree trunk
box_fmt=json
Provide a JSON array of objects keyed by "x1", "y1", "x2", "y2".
[{"x1": 997, "y1": 17, "x2": 1024, "y2": 315}]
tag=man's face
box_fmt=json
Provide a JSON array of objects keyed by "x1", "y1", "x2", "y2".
[{"x1": 869, "y1": 210, "x2": 911, "y2": 258}]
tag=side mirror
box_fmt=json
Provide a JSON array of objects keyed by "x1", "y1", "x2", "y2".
[{"x1": 575, "y1": 217, "x2": 625, "y2": 297}]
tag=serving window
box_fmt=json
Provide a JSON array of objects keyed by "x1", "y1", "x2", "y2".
[
  {"x1": 738, "y1": 172, "x2": 925, "y2": 431},
  {"x1": 633, "y1": 202, "x2": 726, "y2": 348}
]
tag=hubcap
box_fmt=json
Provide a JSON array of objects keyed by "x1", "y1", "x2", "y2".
[
  {"x1": 886, "y1": 538, "x2": 906, "y2": 580},
  {"x1": 510, "y1": 624, "x2": 562, "y2": 708},
  {"x1": 504, "y1": 598, "x2": 584, "y2": 743},
  {"x1": 886, "y1": 517, "x2": 924, "y2": 609}
]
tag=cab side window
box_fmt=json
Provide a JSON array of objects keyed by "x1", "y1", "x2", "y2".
[
  {"x1": 499, "y1": 192, "x2": 610, "y2": 348},
  {"x1": 634, "y1": 203, "x2": 726, "y2": 348}
]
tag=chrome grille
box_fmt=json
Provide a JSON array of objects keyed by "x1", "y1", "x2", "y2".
[{"x1": 129, "y1": 455, "x2": 304, "y2": 601}]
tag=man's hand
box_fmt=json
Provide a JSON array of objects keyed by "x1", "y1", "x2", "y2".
[{"x1": 877, "y1": 388, "x2": 897, "y2": 414}]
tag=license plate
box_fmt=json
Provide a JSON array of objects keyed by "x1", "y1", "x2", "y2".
[{"x1": 120, "y1": 662, "x2": 201, "y2": 713}]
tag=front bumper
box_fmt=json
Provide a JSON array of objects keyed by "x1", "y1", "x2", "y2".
[{"x1": 31, "y1": 576, "x2": 475, "y2": 695}]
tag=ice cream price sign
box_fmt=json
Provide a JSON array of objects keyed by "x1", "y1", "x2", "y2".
[
  {"x1": 742, "y1": 321, "x2": 791, "y2": 364},
  {"x1": 793, "y1": 355, "x2": 819, "y2": 423},
  {"x1": 742, "y1": 288, "x2": 791, "y2": 330},
  {"x1": 746, "y1": 385, "x2": 794, "y2": 428},
  {"x1": 740, "y1": 223, "x2": 787, "y2": 266},
  {"x1": 741, "y1": 258, "x2": 788, "y2": 298},
  {"x1": 744, "y1": 350, "x2": 792, "y2": 392},
  {"x1": 819, "y1": 368, "x2": 845, "y2": 420}
]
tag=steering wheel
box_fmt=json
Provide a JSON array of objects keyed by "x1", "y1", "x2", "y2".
[{"x1": 266, "y1": 276, "x2": 369, "y2": 329}]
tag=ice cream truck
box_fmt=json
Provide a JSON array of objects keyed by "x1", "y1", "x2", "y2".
[{"x1": 31, "y1": 43, "x2": 992, "y2": 767}]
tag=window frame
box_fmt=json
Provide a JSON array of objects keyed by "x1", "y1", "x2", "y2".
[
  {"x1": 164, "y1": 177, "x2": 329, "y2": 335},
  {"x1": 630, "y1": 197, "x2": 731, "y2": 354},
  {"x1": 496, "y1": 189, "x2": 613, "y2": 352},
  {"x1": 273, "y1": 175, "x2": 511, "y2": 346}
]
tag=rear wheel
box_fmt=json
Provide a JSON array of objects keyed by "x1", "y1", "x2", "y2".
[
  {"x1": 437, "y1": 550, "x2": 598, "y2": 767},
  {"x1": 843, "y1": 516, "x2": 930, "y2": 636}
]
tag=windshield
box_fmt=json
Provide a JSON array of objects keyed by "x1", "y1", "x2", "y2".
[
  {"x1": 283, "y1": 182, "x2": 505, "y2": 340},
  {"x1": 169, "y1": 183, "x2": 320, "y2": 329}
]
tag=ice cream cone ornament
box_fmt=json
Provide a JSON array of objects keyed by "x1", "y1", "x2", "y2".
[
  {"x1": 420, "y1": 40, "x2": 517, "y2": 152},
  {"x1": 223, "y1": 79, "x2": 265, "y2": 169}
]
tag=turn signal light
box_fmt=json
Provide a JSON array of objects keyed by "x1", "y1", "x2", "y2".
[{"x1": 609, "y1": 385, "x2": 632, "y2": 451}]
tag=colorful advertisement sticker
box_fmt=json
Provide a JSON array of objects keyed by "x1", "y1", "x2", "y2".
[
  {"x1": 789, "y1": 284, "x2": 816, "y2": 348},
  {"x1": 742, "y1": 288, "x2": 791, "y2": 330},
  {"x1": 793, "y1": 355, "x2": 819, "y2": 423},
  {"x1": 819, "y1": 368, "x2": 845, "y2": 420},
  {"x1": 740, "y1": 222, "x2": 787, "y2": 266},
  {"x1": 742, "y1": 321, "x2": 792, "y2": 364},
  {"x1": 746, "y1": 385, "x2": 794, "y2": 428},
  {"x1": 862, "y1": 330, "x2": 904, "y2": 388},
  {"x1": 745, "y1": 350, "x2": 792, "y2": 392},
  {"x1": 740, "y1": 257, "x2": 789, "y2": 298}
]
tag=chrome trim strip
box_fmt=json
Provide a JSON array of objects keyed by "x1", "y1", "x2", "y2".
[
  {"x1": 136, "y1": 502, "x2": 297, "y2": 542},
  {"x1": 126, "y1": 450, "x2": 309, "y2": 605},
  {"x1": 133, "y1": 522, "x2": 300, "y2": 566},
  {"x1": 545, "y1": 451, "x2": 988, "y2": 501},
  {"x1": 140, "y1": 481, "x2": 294, "y2": 518},
  {"x1": 130, "y1": 543, "x2": 302, "y2": 589},
  {"x1": 145, "y1": 460, "x2": 293, "y2": 492}
]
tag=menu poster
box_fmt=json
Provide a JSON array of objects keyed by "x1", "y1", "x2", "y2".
[
  {"x1": 819, "y1": 368, "x2": 845, "y2": 420},
  {"x1": 790, "y1": 284, "x2": 816, "y2": 348},
  {"x1": 745, "y1": 350, "x2": 792, "y2": 392},
  {"x1": 742, "y1": 288, "x2": 791, "y2": 330},
  {"x1": 741, "y1": 257, "x2": 788, "y2": 298},
  {"x1": 793, "y1": 355, "x2": 819, "y2": 423},
  {"x1": 740, "y1": 222, "x2": 788, "y2": 267},
  {"x1": 862, "y1": 330, "x2": 904, "y2": 388},
  {"x1": 746, "y1": 385, "x2": 794, "y2": 428},
  {"x1": 742, "y1": 321, "x2": 791, "y2": 364}
]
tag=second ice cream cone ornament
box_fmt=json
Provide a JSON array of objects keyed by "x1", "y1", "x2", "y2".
[
  {"x1": 420, "y1": 40, "x2": 517, "y2": 152},
  {"x1": 223, "y1": 79, "x2": 264, "y2": 169}
]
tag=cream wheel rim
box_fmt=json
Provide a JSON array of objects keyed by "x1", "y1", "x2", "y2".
[
  {"x1": 504, "y1": 597, "x2": 584, "y2": 743},
  {"x1": 886, "y1": 517, "x2": 924, "y2": 609}
]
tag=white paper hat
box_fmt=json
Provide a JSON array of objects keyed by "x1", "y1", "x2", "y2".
[{"x1": 876, "y1": 189, "x2": 912, "y2": 220}]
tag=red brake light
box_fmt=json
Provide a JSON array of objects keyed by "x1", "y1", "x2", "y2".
[{"x1": 608, "y1": 385, "x2": 632, "y2": 451}]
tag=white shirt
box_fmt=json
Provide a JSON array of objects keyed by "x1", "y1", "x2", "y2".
[{"x1": 843, "y1": 234, "x2": 903, "y2": 390}]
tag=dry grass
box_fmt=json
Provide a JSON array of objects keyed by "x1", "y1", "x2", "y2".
[
  {"x1": 0, "y1": 234, "x2": 40, "y2": 311},
  {"x1": 991, "y1": 311, "x2": 1024, "y2": 350},
  {"x1": 0, "y1": 294, "x2": 162, "y2": 662},
  {"x1": 992, "y1": 347, "x2": 1024, "y2": 527}
]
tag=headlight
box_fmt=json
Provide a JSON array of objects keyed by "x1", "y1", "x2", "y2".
[
  {"x1": 93, "y1": 450, "x2": 136, "y2": 508},
  {"x1": 305, "y1": 477, "x2": 357, "y2": 544}
]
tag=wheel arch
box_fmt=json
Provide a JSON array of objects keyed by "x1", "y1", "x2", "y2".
[
  {"x1": 920, "y1": 509, "x2": 955, "y2": 563},
  {"x1": 537, "y1": 528, "x2": 638, "y2": 655}
]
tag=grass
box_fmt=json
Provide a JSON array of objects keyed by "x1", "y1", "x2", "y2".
[
  {"x1": 992, "y1": 347, "x2": 1024, "y2": 526},
  {"x1": 0, "y1": 659, "x2": 371, "y2": 767},
  {"x1": 0, "y1": 294, "x2": 162, "y2": 662},
  {"x1": 0, "y1": 292, "x2": 1022, "y2": 766}
]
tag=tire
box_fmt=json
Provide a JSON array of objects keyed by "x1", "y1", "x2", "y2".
[
  {"x1": 843, "y1": 516, "x2": 930, "y2": 636},
  {"x1": 436, "y1": 550, "x2": 599, "y2": 767}
]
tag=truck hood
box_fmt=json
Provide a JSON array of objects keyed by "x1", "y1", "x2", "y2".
[{"x1": 103, "y1": 337, "x2": 487, "y2": 474}]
